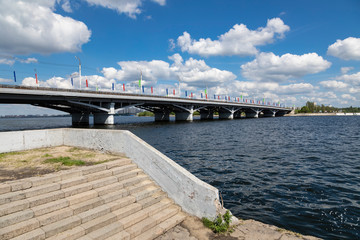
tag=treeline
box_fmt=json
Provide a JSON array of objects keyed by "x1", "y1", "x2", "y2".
[{"x1": 296, "y1": 101, "x2": 360, "y2": 113}]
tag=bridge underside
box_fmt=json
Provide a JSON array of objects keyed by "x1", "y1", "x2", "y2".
[
  {"x1": 0, "y1": 85, "x2": 291, "y2": 126},
  {"x1": 31, "y1": 101, "x2": 291, "y2": 125}
]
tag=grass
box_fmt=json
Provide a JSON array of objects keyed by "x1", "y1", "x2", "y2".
[
  {"x1": 42, "y1": 153, "x2": 53, "y2": 158},
  {"x1": 44, "y1": 157, "x2": 85, "y2": 166},
  {"x1": 202, "y1": 210, "x2": 233, "y2": 233},
  {"x1": 0, "y1": 151, "x2": 25, "y2": 159},
  {"x1": 67, "y1": 147, "x2": 81, "y2": 153}
]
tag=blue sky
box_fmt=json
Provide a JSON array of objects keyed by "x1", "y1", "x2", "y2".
[{"x1": 0, "y1": 0, "x2": 360, "y2": 115}]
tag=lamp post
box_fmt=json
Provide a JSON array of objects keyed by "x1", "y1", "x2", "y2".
[{"x1": 75, "y1": 56, "x2": 81, "y2": 89}]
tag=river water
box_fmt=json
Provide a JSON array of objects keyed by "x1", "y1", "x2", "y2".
[{"x1": 0, "y1": 115, "x2": 359, "y2": 239}]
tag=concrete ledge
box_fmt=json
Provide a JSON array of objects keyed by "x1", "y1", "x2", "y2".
[{"x1": 0, "y1": 128, "x2": 220, "y2": 219}]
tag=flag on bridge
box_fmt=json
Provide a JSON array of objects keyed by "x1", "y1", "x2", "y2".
[
  {"x1": 13, "y1": 71, "x2": 16, "y2": 82},
  {"x1": 142, "y1": 86, "x2": 145, "y2": 93},
  {"x1": 151, "y1": 86, "x2": 153, "y2": 94},
  {"x1": 35, "y1": 73, "x2": 38, "y2": 84},
  {"x1": 123, "y1": 84, "x2": 125, "y2": 91},
  {"x1": 112, "y1": 83, "x2": 114, "y2": 91},
  {"x1": 86, "y1": 79, "x2": 88, "y2": 88},
  {"x1": 71, "y1": 78, "x2": 73, "y2": 86}
]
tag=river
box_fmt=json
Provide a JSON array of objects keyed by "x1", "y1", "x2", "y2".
[{"x1": 0, "y1": 115, "x2": 359, "y2": 239}]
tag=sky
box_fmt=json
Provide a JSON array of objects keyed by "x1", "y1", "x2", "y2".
[{"x1": 0, "y1": 0, "x2": 360, "y2": 115}]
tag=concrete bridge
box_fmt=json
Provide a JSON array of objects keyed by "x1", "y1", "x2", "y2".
[{"x1": 0, "y1": 85, "x2": 291, "y2": 125}]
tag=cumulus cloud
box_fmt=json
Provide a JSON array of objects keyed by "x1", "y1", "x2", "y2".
[
  {"x1": 241, "y1": 52, "x2": 331, "y2": 82},
  {"x1": 102, "y1": 53, "x2": 236, "y2": 88},
  {"x1": 336, "y1": 71, "x2": 360, "y2": 86},
  {"x1": 0, "y1": 0, "x2": 91, "y2": 55},
  {"x1": 177, "y1": 18, "x2": 290, "y2": 57},
  {"x1": 320, "y1": 80, "x2": 349, "y2": 90},
  {"x1": 327, "y1": 37, "x2": 360, "y2": 60}
]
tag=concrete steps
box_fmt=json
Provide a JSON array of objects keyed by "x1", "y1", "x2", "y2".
[{"x1": 0, "y1": 157, "x2": 186, "y2": 239}]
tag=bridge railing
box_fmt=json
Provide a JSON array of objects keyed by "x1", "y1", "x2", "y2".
[{"x1": 0, "y1": 84, "x2": 290, "y2": 109}]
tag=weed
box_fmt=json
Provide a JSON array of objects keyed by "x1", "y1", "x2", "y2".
[
  {"x1": 42, "y1": 154, "x2": 53, "y2": 158},
  {"x1": 44, "y1": 157, "x2": 85, "y2": 166},
  {"x1": 202, "y1": 210, "x2": 232, "y2": 233}
]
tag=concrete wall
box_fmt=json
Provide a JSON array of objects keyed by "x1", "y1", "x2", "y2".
[
  {"x1": 0, "y1": 129, "x2": 64, "y2": 153},
  {"x1": 0, "y1": 128, "x2": 220, "y2": 219}
]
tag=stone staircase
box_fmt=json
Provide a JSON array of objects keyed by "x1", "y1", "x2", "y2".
[{"x1": 0, "y1": 158, "x2": 186, "y2": 240}]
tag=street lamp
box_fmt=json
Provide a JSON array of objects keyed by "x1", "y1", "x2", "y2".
[{"x1": 75, "y1": 56, "x2": 81, "y2": 89}]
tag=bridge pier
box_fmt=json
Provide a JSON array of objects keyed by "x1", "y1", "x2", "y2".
[
  {"x1": 175, "y1": 112, "x2": 193, "y2": 121},
  {"x1": 200, "y1": 110, "x2": 214, "y2": 120},
  {"x1": 219, "y1": 111, "x2": 234, "y2": 119},
  {"x1": 154, "y1": 111, "x2": 170, "y2": 122},
  {"x1": 246, "y1": 112, "x2": 259, "y2": 118},
  {"x1": 93, "y1": 103, "x2": 115, "y2": 125},
  {"x1": 93, "y1": 113, "x2": 115, "y2": 125},
  {"x1": 72, "y1": 112, "x2": 90, "y2": 126},
  {"x1": 263, "y1": 110, "x2": 277, "y2": 117}
]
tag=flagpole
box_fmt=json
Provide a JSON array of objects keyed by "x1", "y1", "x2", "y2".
[{"x1": 75, "y1": 56, "x2": 81, "y2": 90}]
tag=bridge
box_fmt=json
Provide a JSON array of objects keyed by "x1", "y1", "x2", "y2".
[{"x1": 0, "y1": 85, "x2": 291, "y2": 125}]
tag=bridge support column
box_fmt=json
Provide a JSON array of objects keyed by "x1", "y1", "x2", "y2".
[
  {"x1": 93, "y1": 113, "x2": 115, "y2": 125},
  {"x1": 72, "y1": 112, "x2": 89, "y2": 126},
  {"x1": 93, "y1": 103, "x2": 115, "y2": 125},
  {"x1": 263, "y1": 111, "x2": 276, "y2": 117},
  {"x1": 200, "y1": 110, "x2": 214, "y2": 120},
  {"x1": 246, "y1": 112, "x2": 259, "y2": 118},
  {"x1": 219, "y1": 111, "x2": 234, "y2": 119},
  {"x1": 175, "y1": 112, "x2": 193, "y2": 121},
  {"x1": 154, "y1": 111, "x2": 170, "y2": 121}
]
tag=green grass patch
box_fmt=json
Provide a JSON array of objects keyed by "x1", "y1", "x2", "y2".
[
  {"x1": 0, "y1": 151, "x2": 25, "y2": 159},
  {"x1": 44, "y1": 157, "x2": 85, "y2": 166},
  {"x1": 42, "y1": 153, "x2": 53, "y2": 158},
  {"x1": 202, "y1": 210, "x2": 233, "y2": 233}
]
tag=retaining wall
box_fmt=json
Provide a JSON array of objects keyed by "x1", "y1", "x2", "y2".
[{"x1": 0, "y1": 128, "x2": 220, "y2": 219}]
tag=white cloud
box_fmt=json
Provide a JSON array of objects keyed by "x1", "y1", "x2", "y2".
[
  {"x1": 241, "y1": 52, "x2": 331, "y2": 82},
  {"x1": 102, "y1": 53, "x2": 236, "y2": 88},
  {"x1": 336, "y1": 71, "x2": 360, "y2": 86},
  {"x1": 84, "y1": 0, "x2": 166, "y2": 18},
  {"x1": 319, "y1": 80, "x2": 349, "y2": 90},
  {"x1": 0, "y1": 0, "x2": 91, "y2": 55},
  {"x1": 18, "y1": 57, "x2": 38, "y2": 64},
  {"x1": 58, "y1": 0, "x2": 72, "y2": 12},
  {"x1": 0, "y1": 56, "x2": 38, "y2": 65},
  {"x1": 341, "y1": 94, "x2": 356, "y2": 101},
  {"x1": 327, "y1": 37, "x2": 360, "y2": 60},
  {"x1": 151, "y1": 0, "x2": 166, "y2": 6},
  {"x1": 0, "y1": 58, "x2": 15, "y2": 65},
  {"x1": 177, "y1": 18, "x2": 290, "y2": 57},
  {"x1": 341, "y1": 67, "x2": 353, "y2": 74},
  {"x1": 0, "y1": 77, "x2": 12, "y2": 83}
]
